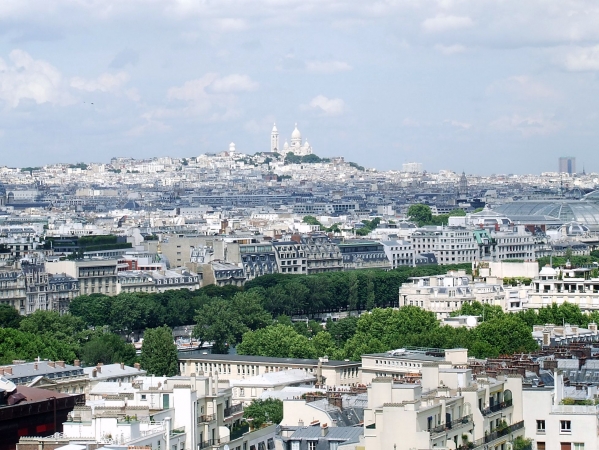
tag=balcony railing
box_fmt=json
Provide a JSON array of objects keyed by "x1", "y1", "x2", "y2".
[
  {"x1": 430, "y1": 415, "x2": 472, "y2": 437},
  {"x1": 199, "y1": 439, "x2": 220, "y2": 449},
  {"x1": 230, "y1": 423, "x2": 250, "y2": 440},
  {"x1": 198, "y1": 413, "x2": 216, "y2": 423},
  {"x1": 224, "y1": 403, "x2": 244, "y2": 418},
  {"x1": 481, "y1": 399, "x2": 513, "y2": 416},
  {"x1": 472, "y1": 421, "x2": 524, "y2": 449}
]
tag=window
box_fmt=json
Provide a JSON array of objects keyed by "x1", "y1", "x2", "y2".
[
  {"x1": 330, "y1": 442, "x2": 340, "y2": 450},
  {"x1": 308, "y1": 442, "x2": 317, "y2": 450},
  {"x1": 290, "y1": 443, "x2": 300, "y2": 450},
  {"x1": 537, "y1": 420, "x2": 546, "y2": 433},
  {"x1": 561, "y1": 420, "x2": 572, "y2": 433},
  {"x1": 573, "y1": 444, "x2": 584, "y2": 450},
  {"x1": 537, "y1": 443, "x2": 545, "y2": 450}
]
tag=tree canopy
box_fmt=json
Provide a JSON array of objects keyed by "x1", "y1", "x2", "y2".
[{"x1": 140, "y1": 326, "x2": 179, "y2": 376}]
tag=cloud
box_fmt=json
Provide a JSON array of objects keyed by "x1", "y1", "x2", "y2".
[
  {"x1": 562, "y1": 45, "x2": 599, "y2": 71},
  {"x1": 70, "y1": 72, "x2": 130, "y2": 93},
  {"x1": 210, "y1": 74, "x2": 258, "y2": 93},
  {"x1": 0, "y1": 49, "x2": 73, "y2": 108},
  {"x1": 434, "y1": 44, "x2": 466, "y2": 55},
  {"x1": 490, "y1": 113, "x2": 561, "y2": 137},
  {"x1": 109, "y1": 48, "x2": 139, "y2": 69},
  {"x1": 303, "y1": 95, "x2": 345, "y2": 116},
  {"x1": 213, "y1": 18, "x2": 248, "y2": 31},
  {"x1": 422, "y1": 15, "x2": 473, "y2": 33},
  {"x1": 487, "y1": 75, "x2": 557, "y2": 99},
  {"x1": 445, "y1": 119, "x2": 471, "y2": 129},
  {"x1": 305, "y1": 60, "x2": 352, "y2": 73},
  {"x1": 244, "y1": 115, "x2": 276, "y2": 134}
]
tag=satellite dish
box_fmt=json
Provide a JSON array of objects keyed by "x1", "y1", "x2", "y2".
[{"x1": 466, "y1": 316, "x2": 478, "y2": 328}]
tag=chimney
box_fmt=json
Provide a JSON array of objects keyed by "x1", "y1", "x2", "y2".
[
  {"x1": 134, "y1": 363, "x2": 141, "y2": 371},
  {"x1": 321, "y1": 424, "x2": 329, "y2": 437},
  {"x1": 4, "y1": 367, "x2": 12, "y2": 375},
  {"x1": 57, "y1": 361, "x2": 65, "y2": 368},
  {"x1": 34, "y1": 362, "x2": 38, "y2": 370},
  {"x1": 47, "y1": 361, "x2": 55, "y2": 368},
  {"x1": 590, "y1": 323, "x2": 598, "y2": 332},
  {"x1": 96, "y1": 364, "x2": 102, "y2": 374},
  {"x1": 120, "y1": 362, "x2": 125, "y2": 370},
  {"x1": 0, "y1": 368, "x2": 4, "y2": 376},
  {"x1": 92, "y1": 368, "x2": 97, "y2": 378},
  {"x1": 542, "y1": 331, "x2": 551, "y2": 347},
  {"x1": 74, "y1": 360, "x2": 81, "y2": 367}
]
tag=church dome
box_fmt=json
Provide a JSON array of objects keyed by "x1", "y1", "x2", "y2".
[{"x1": 291, "y1": 124, "x2": 301, "y2": 140}]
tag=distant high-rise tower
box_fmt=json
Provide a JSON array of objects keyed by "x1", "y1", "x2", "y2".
[
  {"x1": 458, "y1": 171, "x2": 468, "y2": 198},
  {"x1": 559, "y1": 157, "x2": 576, "y2": 175},
  {"x1": 271, "y1": 123, "x2": 279, "y2": 153}
]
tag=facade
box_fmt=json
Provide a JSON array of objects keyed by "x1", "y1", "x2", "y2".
[
  {"x1": 363, "y1": 360, "x2": 525, "y2": 450},
  {"x1": 0, "y1": 360, "x2": 88, "y2": 395},
  {"x1": 410, "y1": 226, "x2": 477, "y2": 265},
  {"x1": 235, "y1": 243, "x2": 278, "y2": 280},
  {"x1": 117, "y1": 270, "x2": 157, "y2": 294},
  {"x1": 46, "y1": 258, "x2": 119, "y2": 296},
  {"x1": 473, "y1": 226, "x2": 536, "y2": 262},
  {"x1": 179, "y1": 354, "x2": 361, "y2": 388},
  {"x1": 299, "y1": 234, "x2": 343, "y2": 274},
  {"x1": 0, "y1": 269, "x2": 26, "y2": 314},
  {"x1": 381, "y1": 239, "x2": 414, "y2": 268},
  {"x1": 361, "y1": 348, "x2": 468, "y2": 385},
  {"x1": 398, "y1": 270, "x2": 505, "y2": 319},
  {"x1": 523, "y1": 371, "x2": 595, "y2": 450},
  {"x1": 528, "y1": 265, "x2": 599, "y2": 312},
  {"x1": 201, "y1": 261, "x2": 245, "y2": 287},
  {"x1": 338, "y1": 240, "x2": 392, "y2": 270},
  {"x1": 272, "y1": 241, "x2": 307, "y2": 275}
]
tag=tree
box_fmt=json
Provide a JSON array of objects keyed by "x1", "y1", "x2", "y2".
[
  {"x1": 237, "y1": 325, "x2": 316, "y2": 359},
  {"x1": 193, "y1": 299, "x2": 246, "y2": 354},
  {"x1": 140, "y1": 326, "x2": 179, "y2": 376},
  {"x1": 470, "y1": 315, "x2": 537, "y2": 358},
  {"x1": 81, "y1": 333, "x2": 137, "y2": 366},
  {"x1": 243, "y1": 399, "x2": 283, "y2": 429},
  {"x1": 407, "y1": 204, "x2": 433, "y2": 226},
  {"x1": 0, "y1": 305, "x2": 22, "y2": 329}
]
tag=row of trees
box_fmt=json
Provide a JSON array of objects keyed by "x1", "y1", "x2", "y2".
[{"x1": 407, "y1": 204, "x2": 468, "y2": 227}]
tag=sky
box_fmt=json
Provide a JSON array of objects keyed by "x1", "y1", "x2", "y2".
[{"x1": 1, "y1": 0, "x2": 599, "y2": 174}]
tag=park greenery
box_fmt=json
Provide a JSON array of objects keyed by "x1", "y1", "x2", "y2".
[
  {"x1": 6, "y1": 260, "x2": 599, "y2": 369},
  {"x1": 243, "y1": 398, "x2": 283, "y2": 429}
]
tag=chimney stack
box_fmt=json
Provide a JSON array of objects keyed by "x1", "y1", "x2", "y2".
[
  {"x1": 321, "y1": 424, "x2": 329, "y2": 437},
  {"x1": 0, "y1": 368, "x2": 4, "y2": 376},
  {"x1": 134, "y1": 363, "x2": 141, "y2": 371},
  {"x1": 4, "y1": 367, "x2": 12, "y2": 375},
  {"x1": 92, "y1": 368, "x2": 97, "y2": 378},
  {"x1": 120, "y1": 362, "x2": 125, "y2": 370},
  {"x1": 96, "y1": 364, "x2": 102, "y2": 374},
  {"x1": 57, "y1": 361, "x2": 65, "y2": 368},
  {"x1": 74, "y1": 360, "x2": 81, "y2": 367},
  {"x1": 34, "y1": 363, "x2": 38, "y2": 370},
  {"x1": 47, "y1": 361, "x2": 55, "y2": 368}
]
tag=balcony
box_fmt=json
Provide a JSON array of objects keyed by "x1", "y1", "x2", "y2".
[
  {"x1": 199, "y1": 439, "x2": 220, "y2": 449},
  {"x1": 230, "y1": 423, "x2": 250, "y2": 440},
  {"x1": 481, "y1": 399, "x2": 513, "y2": 416},
  {"x1": 224, "y1": 403, "x2": 244, "y2": 418},
  {"x1": 430, "y1": 415, "x2": 473, "y2": 437},
  {"x1": 472, "y1": 421, "x2": 524, "y2": 450},
  {"x1": 198, "y1": 413, "x2": 216, "y2": 423}
]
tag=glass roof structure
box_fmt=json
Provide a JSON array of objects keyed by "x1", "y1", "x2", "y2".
[{"x1": 494, "y1": 200, "x2": 599, "y2": 229}]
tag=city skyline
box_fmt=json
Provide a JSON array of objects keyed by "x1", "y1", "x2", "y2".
[{"x1": 0, "y1": 1, "x2": 599, "y2": 174}]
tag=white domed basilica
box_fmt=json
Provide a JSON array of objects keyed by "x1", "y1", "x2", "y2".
[{"x1": 271, "y1": 123, "x2": 313, "y2": 156}]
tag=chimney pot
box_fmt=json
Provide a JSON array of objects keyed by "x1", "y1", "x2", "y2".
[{"x1": 92, "y1": 368, "x2": 97, "y2": 378}]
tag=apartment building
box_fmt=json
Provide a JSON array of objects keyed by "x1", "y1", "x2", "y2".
[
  {"x1": 46, "y1": 258, "x2": 119, "y2": 296},
  {"x1": 179, "y1": 354, "x2": 361, "y2": 388},
  {"x1": 0, "y1": 269, "x2": 26, "y2": 314},
  {"x1": 528, "y1": 265, "x2": 599, "y2": 312},
  {"x1": 363, "y1": 359, "x2": 525, "y2": 450},
  {"x1": 381, "y1": 239, "x2": 414, "y2": 268},
  {"x1": 272, "y1": 240, "x2": 306, "y2": 274},
  {"x1": 398, "y1": 270, "x2": 505, "y2": 318},
  {"x1": 338, "y1": 240, "x2": 392, "y2": 270},
  {"x1": 410, "y1": 226, "x2": 477, "y2": 265},
  {"x1": 299, "y1": 234, "x2": 343, "y2": 274}
]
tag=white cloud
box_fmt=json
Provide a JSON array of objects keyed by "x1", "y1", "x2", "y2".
[
  {"x1": 422, "y1": 15, "x2": 473, "y2": 33},
  {"x1": 70, "y1": 72, "x2": 130, "y2": 93},
  {"x1": 303, "y1": 95, "x2": 345, "y2": 116},
  {"x1": 445, "y1": 119, "x2": 471, "y2": 129},
  {"x1": 244, "y1": 115, "x2": 276, "y2": 134},
  {"x1": 306, "y1": 60, "x2": 352, "y2": 73},
  {"x1": 487, "y1": 75, "x2": 557, "y2": 99},
  {"x1": 434, "y1": 44, "x2": 466, "y2": 55},
  {"x1": 562, "y1": 45, "x2": 599, "y2": 71},
  {"x1": 210, "y1": 74, "x2": 258, "y2": 93},
  {"x1": 0, "y1": 49, "x2": 73, "y2": 108},
  {"x1": 490, "y1": 113, "x2": 561, "y2": 137}
]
